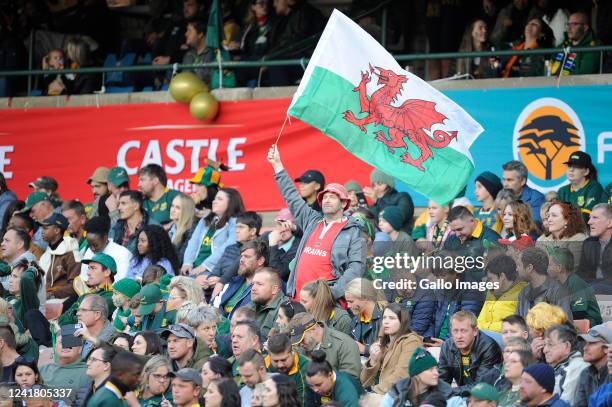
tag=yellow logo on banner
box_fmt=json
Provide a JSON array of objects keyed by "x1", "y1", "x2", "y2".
[{"x1": 513, "y1": 98, "x2": 585, "y2": 191}]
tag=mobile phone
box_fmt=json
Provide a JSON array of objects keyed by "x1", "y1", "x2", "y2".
[
  {"x1": 356, "y1": 191, "x2": 367, "y2": 205},
  {"x1": 423, "y1": 336, "x2": 434, "y2": 344},
  {"x1": 60, "y1": 323, "x2": 83, "y2": 348}
]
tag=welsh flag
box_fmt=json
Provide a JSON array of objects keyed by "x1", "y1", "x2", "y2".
[{"x1": 288, "y1": 10, "x2": 484, "y2": 204}]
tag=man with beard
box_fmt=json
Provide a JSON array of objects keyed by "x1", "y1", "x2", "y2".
[
  {"x1": 288, "y1": 312, "x2": 361, "y2": 379},
  {"x1": 86, "y1": 351, "x2": 145, "y2": 406},
  {"x1": 247, "y1": 267, "x2": 287, "y2": 338},
  {"x1": 58, "y1": 252, "x2": 117, "y2": 325},
  {"x1": 266, "y1": 333, "x2": 313, "y2": 405},
  {"x1": 218, "y1": 240, "x2": 267, "y2": 317},
  {"x1": 267, "y1": 145, "x2": 365, "y2": 300},
  {"x1": 86, "y1": 167, "x2": 111, "y2": 220}
]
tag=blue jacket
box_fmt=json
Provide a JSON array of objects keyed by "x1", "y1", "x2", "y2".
[
  {"x1": 401, "y1": 284, "x2": 436, "y2": 337},
  {"x1": 539, "y1": 394, "x2": 571, "y2": 407},
  {"x1": 0, "y1": 190, "x2": 16, "y2": 226},
  {"x1": 433, "y1": 287, "x2": 485, "y2": 339},
  {"x1": 589, "y1": 382, "x2": 612, "y2": 407},
  {"x1": 210, "y1": 242, "x2": 241, "y2": 284},
  {"x1": 218, "y1": 275, "x2": 252, "y2": 318},
  {"x1": 183, "y1": 217, "x2": 237, "y2": 271},
  {"x1": 521, "y1": 185, "x2": 545, "y2": 222}
]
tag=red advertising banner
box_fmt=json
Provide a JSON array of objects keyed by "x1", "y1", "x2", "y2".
[{"x1": 0, "y1": 98, "x2": 373, "y2": 211}]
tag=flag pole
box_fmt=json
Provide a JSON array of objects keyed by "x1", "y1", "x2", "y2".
[
  {"x1": 216, "y1": 49, "x2": 223, "y2": 89},
  {"x1": 274, "y1": 115, "x2": 289, "y2": 145}
]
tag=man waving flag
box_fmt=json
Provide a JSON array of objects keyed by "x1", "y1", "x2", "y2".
[{"x1": 288, "y1": 10, "x2": 484, "y2": 204}]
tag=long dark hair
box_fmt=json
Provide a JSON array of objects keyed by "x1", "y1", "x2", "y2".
[
  {"x1": 270, "y1": 374, "x2": 300, "y2": 407},
  {"x1": 134, "y1": 331, "x2": 163, "y2": 355},
  {"x1": 211, "y1": 378, "x2": 241, "y2": 407},
  {"x1": 306, "y1": 350, "x2": 333, "y2": 377},
  {"x1": 134, "y1": 224, "x2": 180, "y2": 274},
  {"x1": 205, "y1": 187, "x2": 245, "y2": 229},
  {"x1": 380, "y1": 303, "x2": 413, "y2": 348}
]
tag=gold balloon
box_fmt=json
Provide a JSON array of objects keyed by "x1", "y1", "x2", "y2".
[
  {"x1": 190, "y1": 92, "x2": 219, "y2": 121},
  {"x1": 169, "y1": 72, "x2": 208, "y2": 104}
]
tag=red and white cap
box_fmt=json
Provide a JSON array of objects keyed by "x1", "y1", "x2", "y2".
[{"x1": 317, "y1": 183, "x2": 350, "y2": 210}]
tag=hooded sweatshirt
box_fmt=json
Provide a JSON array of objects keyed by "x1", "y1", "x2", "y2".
[{"x1": 39, "y1": 236, "x2": 81, "y2": 299}]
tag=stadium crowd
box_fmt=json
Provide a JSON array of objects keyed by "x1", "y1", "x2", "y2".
[
  {"x1": 0, "y1": 0, "x2": 611, "y2": 96},
  {"x1": 0, "y1": 143, "x2": 609, "y2": 407}
]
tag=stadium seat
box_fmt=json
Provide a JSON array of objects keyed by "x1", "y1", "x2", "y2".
[
  {"x1": 106, "y1": 86, "x2": 135, "y2": 93},
  {"x1": 105, "y1": 53, "x2": 137, "y2": 85}
]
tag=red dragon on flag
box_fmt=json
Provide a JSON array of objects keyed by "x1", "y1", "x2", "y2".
[{"x1": 343, "y1": 64, "x2": 458, "y2": 171}]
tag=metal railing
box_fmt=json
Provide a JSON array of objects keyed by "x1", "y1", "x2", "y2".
[{"x1": 1, "y1": 45, "x2": 610, "y2": 92}]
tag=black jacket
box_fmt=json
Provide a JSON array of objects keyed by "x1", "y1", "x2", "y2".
[
  {"x1": 267, "y1": 232, "x2": 302, "y2": 281},
  {"x1": 386, "y1": 376, "x2": 456, "y2": 407},
  {"x1": 438, "y1": 332, "x2": 502, "y2": 394},
  {"x1": 575, "y1": 364, "x2": 609, "y2": 407},
  {"x1": 350, "y1": 304, "x2": 383, "y2": 357},
  {"x1": 369, "y1": 188, "x2": 415, "y2": 232},
  {"x1": 578, "y1": 237, "x2": 612, "y2": 281}
]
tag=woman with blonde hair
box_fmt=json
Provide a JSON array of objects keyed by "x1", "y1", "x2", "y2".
[
  {"x1": 345, "y1": 278, "x2": 388, "y2": 356},
  {"x1": 59, "y1": 37, "x2": 100, "y2": 95},
  {"x1": 300, "y1": 279, "x2": 352, "y2": 335},
  {"x1": 167, "y1": 275, "x2": 205, "y2": 312},
  {"x1": 526, "y1": 302, "x2": 568, "y2": 360},
  {"x1": 361, "y1": 303, "x2": 423, "y2": 394},
  {"x1": 131, "y1": 355, "x2": 173, "y2": 406},
  {"x1": 167, "y1": 192, "x2": 196, "y2": 262}
]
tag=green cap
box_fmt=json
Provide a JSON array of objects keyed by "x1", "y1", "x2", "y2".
[
  {"x1": 108, "y1": 167, "x2": 130, "y2": 187},
  {"x1": 22, "y1": 191, "x2": 51, "y2": 212},
  {"x1": 469, "y1": 383, "x2": 499, "y2": 402},
  {"x1": 138, "y1": 284, "x2": 162, "y2": 316},
  {"x1": 408, "y1": 347, "x2": 437, "y2": 377},
  {"x1": 82, "y1": 253, "x2": 117, "y2": 275},
  {"x1": 112, "y1": 278, "x2": 141, "y2": 298}
]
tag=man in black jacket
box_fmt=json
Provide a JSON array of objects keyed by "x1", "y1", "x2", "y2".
[
  {"x1": 438, "y1": 310, "x2": 502, "y2": 393},
  {"x1": 575, "y1": 324, "x2": 611, "y2": 407},
  {"x1": 578, "y1": 203, "x2": 612, "y2": 283}
]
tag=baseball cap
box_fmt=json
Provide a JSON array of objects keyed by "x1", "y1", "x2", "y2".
[
  {"x1": 295, "y1": 170, "x2": 325, "y2": 186},
  {"x1": 580, "y1": 324, "x2": 612, "y2": 344},
  {"x1": 170, "y1": 368, "x2": 202, "y2": 386},
  {"x1": 39, "y1": 213, "x2": 68, "y2": 230},
  {"x1": 82, "y1": 253, "x2": 117, "y2": 275},
  {"x1": 87, "y1": 167, "x2": 110, "y2": 185},
  {"x1": 28, "y1": 176, "x2": 58, "y2": 192},
  {"x1": 316, "y1": 183, "x2": 351, "y2": 211},
  {"x1": 469, "y1": 383, "x2": 499, "y2": 402},
  {"x1": 108, "y1": 167, "x2": 130, "y2": 187},
  {"x1": 161, "y1": 323, "x2": 196, "y2": 340},
  {"x1": 189, "y1": 166, "x2": 222, "y2": 186},
  {"x1": 137, "y1": 284, "x2": 162, "y2": 316},
  {"x1": 21, "y1": 191, "x2": 51, "y2": 212},
  {"x1": 288, "y1": 313, "x2": 318, "y2": 345},
  {"x1": 564, "y1": 151, "x2": 593, "y2": 168}
]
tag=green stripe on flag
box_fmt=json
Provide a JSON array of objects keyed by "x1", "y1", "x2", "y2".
[{"x1": 289, "y1": 66, "x2": 474, "y2": 204}]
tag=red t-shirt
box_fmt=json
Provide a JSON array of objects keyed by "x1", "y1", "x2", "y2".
[{"x1": 294, "y1": 219, "x2": 348, "y2": 299}]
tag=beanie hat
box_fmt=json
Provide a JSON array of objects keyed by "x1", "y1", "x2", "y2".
[
  {"x1": 344, "y1": 180, "x2": 362, "y2": 193},
  {"x1": 475, "y1": 171, "x2": 503, "y2": 200},
  {"x1": 408, "y1": 347, "x2": 437, "y2": 377},
  {"x1": 524, "y1": 363, "x2": 555, "y2": 394},
  {"x1": 381, "y1": 206, "x2": 404, "y2": 231},
  {"x1": 370, "y1": 169, "x2": 395, "y2": 189},
  {"x1": 112, "y1": 278, "x2": 141, "y2": 298}
]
